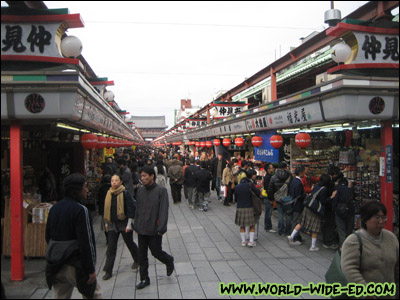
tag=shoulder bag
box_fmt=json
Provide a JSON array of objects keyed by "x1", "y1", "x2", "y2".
[
  {"x1": 304, "y1": 186, "x2": 325, "y2": 215},
  {"x1": 249, "y1": 183, "x2": 262, "y2": 216}
]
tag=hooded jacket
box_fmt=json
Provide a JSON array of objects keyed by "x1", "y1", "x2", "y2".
[
  {"x1": 134, "y1": 183, "x2": 169, "y2": 235},
  {"x1": 168, "y1": 159, "x2": 184, "y2": 185}
]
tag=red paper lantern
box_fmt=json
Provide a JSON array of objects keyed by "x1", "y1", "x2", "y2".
[
  {"x1": 195, "y1": 141, "x2": 201, "y2": 147},
  {"x1": 188, "y1": 141, "x2": 196, "y2": 146},
  {"x1": 251, "y1": 136, "x2": 263, "y2": 147},
  {"x1": 200, "y1": 141, "x2": 206, "y2": 148},
  {"x1": 234, "y1": 137, "x2": 244, "y2": 147},
  {"x1": 213, "y1": 139, "x2": 221, "y2": 146},
  {"x1": 81, "y1": 133, "x2": 98, "y2": 149},
  {"x1": 222, "y1": 138, "x2": 231, "y2": 147},
  {"x1": 106, "y1": 137, "x2": 113, "y2": 148},
  {"x1": 206, "y1": 141, "x2": 213, "y2": 148},
  {"x1": 295, "y1": 132, "x2": 311, "y2": 148},
  {"x1": 96, "y1": 135, "x2": 107, "y2": 149},
  {"x1": 270, "y1": 135, "x2": 283, "y2": 149}
]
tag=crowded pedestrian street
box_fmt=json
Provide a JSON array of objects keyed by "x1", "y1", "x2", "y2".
[{"x1": 2, "y1": 183, "x2": 337, "y2": 299}]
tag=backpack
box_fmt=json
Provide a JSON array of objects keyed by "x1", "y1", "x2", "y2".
[
  {"x1": 303, "y1": 186, "x2": 325, "y2": 215},
  {"x1": 273, "y1": 176, "x2": 291, "y2": 203}
]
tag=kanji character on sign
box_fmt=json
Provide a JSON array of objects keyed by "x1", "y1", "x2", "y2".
[{"x1": 2, "y1": 25, "x2": 26, "y2": 52}]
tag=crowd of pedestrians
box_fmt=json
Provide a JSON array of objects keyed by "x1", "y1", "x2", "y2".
[{"x1": 42, "y1": 146, "x2": 398, "y2": 298}]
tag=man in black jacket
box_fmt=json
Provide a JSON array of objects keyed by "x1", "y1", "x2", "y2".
[
  {"x1": 267, "y1": 162, "x2": 292, "y2": 236},
  {"x1": 45, "y1": 173, "x2": 102, "y2": 299},
  {"x1": 195, "y1": 162, "x2": 212, "y2": 211},
  {"x1": 263, "y1": 163, "x2": 276, "y2": 232},
  {"x1": 134, "y1": 166, "x2": 174, "y2": 290},
  {"x1": 211, "y1": 153, "x2": 227, "y2": 201},
  {"x1": 185, "y1": 157, "x2": 200, "y2": 209},
  {"x1": 288, "y1": 166, "x2": 306, "y2": 245}
]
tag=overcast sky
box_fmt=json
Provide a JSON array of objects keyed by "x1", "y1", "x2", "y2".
[{"x1": 29, "y1": 2, "x2": 389, "y2": 128}]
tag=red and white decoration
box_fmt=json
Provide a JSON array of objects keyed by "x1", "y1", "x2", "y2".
[
  {"x1": 200, "y1": 141, "x2": 206, "y2": 148},
  {"x1": 206, "y1": 141, "x2": 213, "y2": 148},
  {"x1": 295, "y1": 133, "x2": 311, "y2": 148},
  {"x1": 234, "y1": 137, "x2": 244, "y2": 147},
  {"x1": 269, "y1": 135, "x2": 284, "y2": 149},
  {"x1": 222, "y1": 138, "x2": 231, "y2": 147},
  {"x1": 213, "y1": 139, "x2": 221, "y2": 146},
  {"x1": 251, "y1": 136, "x2": 263, "y2": 147},
  {"x1": 81, "y1": 133, "x2": 98, "y2": 149},
  {"x1": 96, "y1": 135, "x2": 107, "y2": 149}
]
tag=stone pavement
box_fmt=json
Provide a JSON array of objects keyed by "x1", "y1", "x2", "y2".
[{"x1": 2, "y1": 185, "x2": 336, "y2": 299}]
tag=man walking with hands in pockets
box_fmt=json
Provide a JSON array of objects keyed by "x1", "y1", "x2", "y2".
[{"x1": 134, "y1": 165, "x2": 175, "y2": 289}]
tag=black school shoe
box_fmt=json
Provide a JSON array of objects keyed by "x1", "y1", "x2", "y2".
[
  {"x1": 166, "y1": 258, "x2": 175, "y2": 276},
  {"x1": 136, "y1": 278, "x2": 150, "y2": 289}
]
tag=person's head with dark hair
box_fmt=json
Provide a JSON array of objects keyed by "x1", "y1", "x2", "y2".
[
  {"x1": 116, "y1": 158, "x2": 127, "y2": 167},
  {"x1": 200, "y1": 161, "x2": 207, "y2": 169},
  {"x1": 277, "y1": 161, "x2": 287, "y2": 169},
  {"x1": 360, "y1": 201, "x2": 387, "y2": 235},
  {"x1": 241, "y1": 161, "x2": 248, "y2": 168},
  {"x1": 246, "y1": 169, "x2": 257, "y2": 179},
  {"x1": 156, "y1": 159, "x2": 165, "y2": 175},
  {"x1": 338, "y1": 177, "x2": 348, "y2": 186},
  {"x1": 227, "y1": 161, "x2": 234, "y2": 169},
  {"x1": 141, "y1": 165, "x2": 156, "y2": 186},
  {"x1": 318, "y1": 174, "x2": 332, "y2": 187},
  {"x1": 63, "y1": 173, "x2": 87, "y2": 201},
  {"x1": 295, "y1": 166, "x2": 305, "y2": 177},
  {"x1": 189, "y1": 157, "x2": 195, "y2": 164},
  {"x1": 266, "y1": 163, "x2": 275, "y2": 174},
  {"x1": 111, "y1": 173, "x2": 124, "y2": 190}
]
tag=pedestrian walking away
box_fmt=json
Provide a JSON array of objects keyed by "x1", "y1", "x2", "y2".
[
  {"x1": 45, "y1": 173, "x2": 103, "y2": 299},
  {"x1": 134, "y1": 166, "x2": 174, "y2": 290},
  {"x1": 185, "y1": 157, "x2": 200, "y2": 209},
  {"x1": 234, "y1": 171, "x2": 261, "y2": 247},
  {"x1": 168, "y1": 158, "x2": 184, "y2": 204},
  {"x1": 211, "y1": 153, "x2": 227, "y2": 201},
  {"x1": 195, "y1": 161, "x2": 212, "y2": 211},
  {"x1": 263, "y1": 163, "x2": 276, "y2": 233},
  {"x1": 102, "y1": 174, "x2": 139, "y2": 281}
]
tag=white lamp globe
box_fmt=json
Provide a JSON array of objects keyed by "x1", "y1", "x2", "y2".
[
  {"x1": 104, "y1": 90, "x2": 115, "y2": 101},
  {"x1": 331, "y1": 43, "x2": 352, "y2": 63},
  {"x1": 61, "y1": 36, "x2": 83, "y2": 58},
  {"x1": 210, "y1": 107, "x2": 219, "y2": 117}
]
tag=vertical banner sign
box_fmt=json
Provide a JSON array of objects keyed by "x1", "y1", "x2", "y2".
[
  {"x1": 254, "y1": 131, "x2": 279, "y2": 163},
  {"x1": 386, "y1": 145, "x2": 392, "y2": 183}
]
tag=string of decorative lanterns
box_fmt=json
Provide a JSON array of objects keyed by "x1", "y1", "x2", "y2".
[{"x1": 81, "y1": 133, "x2": 133, "y2": 149}]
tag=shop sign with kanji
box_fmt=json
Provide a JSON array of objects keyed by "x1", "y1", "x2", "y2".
[
  {"x1": 186, "y1": 118, "x2": 207, "y2": 129},
  {"x1": 1, "y1": 11, "x2": 84, "y2": 61},
  {"x1": 210, "y1": 101, "x2": 248, "y2": 119}
]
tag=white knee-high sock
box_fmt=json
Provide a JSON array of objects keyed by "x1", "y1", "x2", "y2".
[
  {"x1": 249, "y1": 232, "x2": 255, "y2": 243},
  {"x1": 245, "y1": 227, "x2": 249, "y2": 239},
  {"x1": 312, "y1": 238, "x2": 317, "y2": 248},
  {"x1": 240, "y1": 232, "x2": 246, "y2": 243},
  {"x1": 291, "y1": 229, "x2": 298, "y2": 240}
]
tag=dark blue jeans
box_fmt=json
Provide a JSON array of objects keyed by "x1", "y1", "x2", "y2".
[
  {"x1": 277, "y1": 203, "x2": 292, "y2": 235},
  {"x1": 264, "y1": 199, "x2": 273, "y2": 230}
]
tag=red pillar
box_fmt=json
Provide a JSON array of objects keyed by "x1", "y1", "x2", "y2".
[
  {"x1": 271, "y1": 67, "x2": 277, "y2": 101},
  {"x1": 380, "y1": 120, "x2": 393, "y2": 231},
  {"x1": 10, "y1": 121, "x2": 25, "y2": 281}
]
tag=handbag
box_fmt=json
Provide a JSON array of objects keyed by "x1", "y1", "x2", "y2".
[
  {"x1": 304, "y1": 187, "x2": 325, "y2": 215},
  {"x1": 220, "y1": 185, "x2": 227, "y2": 197},
  {"x1": 325, "y1": 233, "x2": 363, "y2": 299},
  {"x1": 249, "y1": 183, "x2": 262, "y2": 216}
]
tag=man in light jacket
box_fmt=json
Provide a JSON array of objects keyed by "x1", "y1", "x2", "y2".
[{"x1": 134, "y1": 166, "x2": 174, "y2": 290}]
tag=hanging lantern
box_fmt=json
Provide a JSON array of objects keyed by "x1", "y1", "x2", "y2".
[
  {"x1": 195, "y1": 141, "x2": 201, "y2": 147},
  {"x1": 81, "y1": 133, "x2": 98, "y2": 149},
  {"x1": 206, "y1": 141, "x2": 213, "y2": 148},
  {"x1": 234, "y1": 137, "x2": 244, "y2": 147},
  {"x1": 270, "y1": 135, "x2": 283, "y2": 149},
  {"x1": 96, "y1": 135, "x2": 107, "y2": 149},
  {"x1": 106, "y1": 137, "x2": 113, "y2": 148},
  {"x1": 188, "y1": 141, "x2": 196, "y2": 146},
  {"x1": 251, "y1": 136, "x2": 263, "y2": 147},
  {"x1": 200, "y1": 141, "x2": 206, "y2": 148},
  {"x1": 213, "y1": 139, "x2": 221, "y2": 146},
  {"x1": 222, "y1": 138, "x2": 231, "y2": 147},
  {"x1": 295, "y1": 132, "x2": 311, "y2": 148}
]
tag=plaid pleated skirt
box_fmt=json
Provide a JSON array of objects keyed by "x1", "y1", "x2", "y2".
[
  {"x1": 235, "y1": 207, "x2": 255, "y2": 227},
  {"x1": 299, "y1": 207, "x2": 322, "y2": 233}
]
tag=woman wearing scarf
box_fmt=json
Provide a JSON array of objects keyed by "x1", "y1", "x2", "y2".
[{"x1": 102, "y1": 174, "x2": 139, "y2": 280}]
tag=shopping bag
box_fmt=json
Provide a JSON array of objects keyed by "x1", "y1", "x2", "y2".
[{"x1": 220, "y1": 185, "x2": 227, "y2": 198}]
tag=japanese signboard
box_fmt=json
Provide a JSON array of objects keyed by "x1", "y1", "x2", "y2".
[
  {"x1": 354, "y1": 32, "x2": 399, "y2": 64},
  {"x1": 1, "y1": 23, "x2": 63, "y2": 57},
  {"x1": 186, "y1": 118, "x2": 207, "y2": 129},
  {"x1": 246, "y1": 102, "x2": 323, "y2": 131},
  {"x1": 254, "y1": 132, "x2": 279, "y2": 163},
  {"x1": 210, "y1": 101, "x2": 248, "y2": 119}
]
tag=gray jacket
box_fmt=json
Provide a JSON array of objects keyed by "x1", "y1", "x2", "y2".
[{"x1": 134, "y1": 183, "x2": 169, "y2": 235}]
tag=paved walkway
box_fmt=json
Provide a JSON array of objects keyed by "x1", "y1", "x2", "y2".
[{"x1": 2, "y1": 185, "x2": 336, "y2": 299}]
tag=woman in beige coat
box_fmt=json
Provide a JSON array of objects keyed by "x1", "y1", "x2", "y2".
[{"x1": 222, "y1": 161, "x2": 234, "y2": 206}]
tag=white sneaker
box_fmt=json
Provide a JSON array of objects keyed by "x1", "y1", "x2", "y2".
[
  {"x1": 241, "y1": 241, "x2": 247, "y2": 247},
  {"x1": 292, "y1": 240, "x2": 302, "y2": 246},
  {"x1": 287, "y1": 236, "x2": 294, "y2": 246},
  {"x1": 269, "y1": 229, "x2": 277, "y2": 233},
  {"x1": 309, "y1": 247, "x2": 320, "y2": 252},
  {"x1": 247, "y1": 241, "x2": 256, "y2": 247}
]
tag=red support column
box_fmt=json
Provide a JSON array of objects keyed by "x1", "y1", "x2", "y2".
[
  {"x1": 271, "y1": 67, "x2": 277, "y2": 101},
  {"x1": 380, "y1": 120, "x2": 393, "y2": 231},
  {"x1": 10, "y1": 121, "x2": 25, "y2": 281}
]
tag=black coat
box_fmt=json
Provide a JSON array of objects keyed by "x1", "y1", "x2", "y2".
[
  {"x1": 267, "y1": 169, "x2": 291, "y2": 201},
  {"x1": 288, "y1": 177, "x2": 306, "y2": 213},
  {"x1": 184, "y1": 165, "x2": 200, "y2": 188},
  {"x1": 195, "y1": 168, "x2": 212, "y2": 193}
]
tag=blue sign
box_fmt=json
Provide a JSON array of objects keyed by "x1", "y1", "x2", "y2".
[{"x1": 254, "y1": 131, "x2": 279, "y2": 163}]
